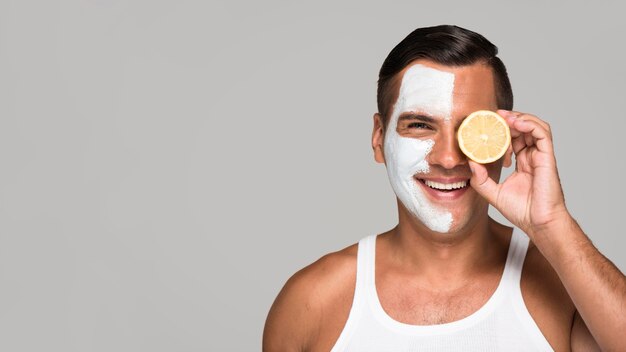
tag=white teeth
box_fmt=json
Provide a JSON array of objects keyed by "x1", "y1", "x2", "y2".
[{"x1": 423, "y1": 180, "x2": 467, "y2": 190}]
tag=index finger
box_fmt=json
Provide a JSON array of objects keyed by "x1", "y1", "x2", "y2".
[{"x1": 498, "y1": 110, "x2": 552, "y2": 139}]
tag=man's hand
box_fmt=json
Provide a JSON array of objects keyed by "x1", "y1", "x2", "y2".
[
  {"x1": 468, "y1": 109, "x2": 572, "y2": 242},
  {"x1": 469, "y1": 109, "x2": 626, "y2": 351}
]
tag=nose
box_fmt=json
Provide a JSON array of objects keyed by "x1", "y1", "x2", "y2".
[{"x1": 427, "y1": 128, "x2": 467, "y2": 169}]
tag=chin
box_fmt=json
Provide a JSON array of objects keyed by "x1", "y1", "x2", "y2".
[{"x1": 443, "y1": 208, "x2": 487, "y2": 235}]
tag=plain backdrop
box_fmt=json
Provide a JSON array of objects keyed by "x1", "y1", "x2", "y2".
[{"x1": 0, "y1": 0, "x2": 624, "y2": 351}]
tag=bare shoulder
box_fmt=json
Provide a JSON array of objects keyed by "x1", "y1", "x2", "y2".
[
  {"x1": 521, "y1": 241, "x2": 576, "y2": 351},
  {"x1": 263, "y1": 243, "x2": 358, "y2": 352}
]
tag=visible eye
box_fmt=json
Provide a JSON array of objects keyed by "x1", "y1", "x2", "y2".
[{"x1": 408, "y1": 122, "x2": 431, "y2": 129}]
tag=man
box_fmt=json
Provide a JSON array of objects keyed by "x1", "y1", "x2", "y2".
[{"x1": 263, "y1": 25, "x2": 625, "y2": 351}]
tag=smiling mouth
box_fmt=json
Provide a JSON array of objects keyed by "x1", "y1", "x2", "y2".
[{"x1": 415, "y1": 178, "x2": 470, "y2": 192}]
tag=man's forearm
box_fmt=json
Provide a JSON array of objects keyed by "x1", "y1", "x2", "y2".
[{"x1": 532, "y1": 216, "x2": 626, "y2": 352}]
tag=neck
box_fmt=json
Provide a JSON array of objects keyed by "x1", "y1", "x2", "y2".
[{"x1": 382, "y1": 206, "x2": 508, "y2": 289}]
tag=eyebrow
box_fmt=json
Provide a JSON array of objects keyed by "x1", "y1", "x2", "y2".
[{"x1": 398, "y1": 113, "x2": 437, "y2": 124}]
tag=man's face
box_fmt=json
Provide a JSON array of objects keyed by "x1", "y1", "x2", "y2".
[{"x1": 374, "y1": 60, "x2": 508, "y2": 234}]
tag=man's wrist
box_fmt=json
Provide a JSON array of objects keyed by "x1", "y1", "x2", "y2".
[
  {"x1": 529, "y1": 212, "x2": 590, "y2": 265},
  {"x1": 530, "y1": 210, "x2": 577, "y2": 238}
]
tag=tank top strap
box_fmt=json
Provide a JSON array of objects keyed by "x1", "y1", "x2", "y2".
[
  {"x1": 330, "y1": 235, "x2": 376, "y2": 352},
  {"x1": 506, "y1": 228, "x2": 554, "y2": 351},
  {"x1": 501, "y1": 227, "x2": 530, "y2": 287},
  {"x1": 358, "y1": 234, "x2": 377, "y2": 290}
]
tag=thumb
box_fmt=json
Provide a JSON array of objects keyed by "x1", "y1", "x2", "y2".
[{"x1": 469, "y1": 160, "x2": 500, "y2": 206}]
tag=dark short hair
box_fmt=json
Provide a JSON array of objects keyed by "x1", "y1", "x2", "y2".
[{"x1": 377, "y1": 25, "x2": 513, "y2": 124}]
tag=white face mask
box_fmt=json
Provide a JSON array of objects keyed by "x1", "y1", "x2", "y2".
[{"x1": 383, "y1": 64, "x2": 455, "y2": 233}]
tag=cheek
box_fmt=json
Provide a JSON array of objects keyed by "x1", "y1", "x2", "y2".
[{"x1": 392, "y1": 136, "x2": 434, "y2": 176}]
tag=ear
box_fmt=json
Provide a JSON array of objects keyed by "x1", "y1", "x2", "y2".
[
  {"x1": 502, "y1": 143, "x2": 513, "y2": 168},
  {"x1": 372, "y1": 113, "x2": 386, "y2": 163}
]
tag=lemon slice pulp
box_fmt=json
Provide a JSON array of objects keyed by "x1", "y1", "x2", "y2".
[{"x1": 457, "y1": 110, "x2": 511, "y2": 164}]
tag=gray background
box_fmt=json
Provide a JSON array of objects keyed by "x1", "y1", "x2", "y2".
[{"x1": 0, "y1": 0, "x2": 624, "y2": 351}]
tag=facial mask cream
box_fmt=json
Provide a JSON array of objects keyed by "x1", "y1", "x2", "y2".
[{"x1": 383, "y1": 64, "x2": 455, "y2": 233}]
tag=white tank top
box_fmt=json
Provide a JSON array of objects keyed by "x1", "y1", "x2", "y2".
[{"x1": 331, "y1": 227, "x2": 554, "y2": 351}]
